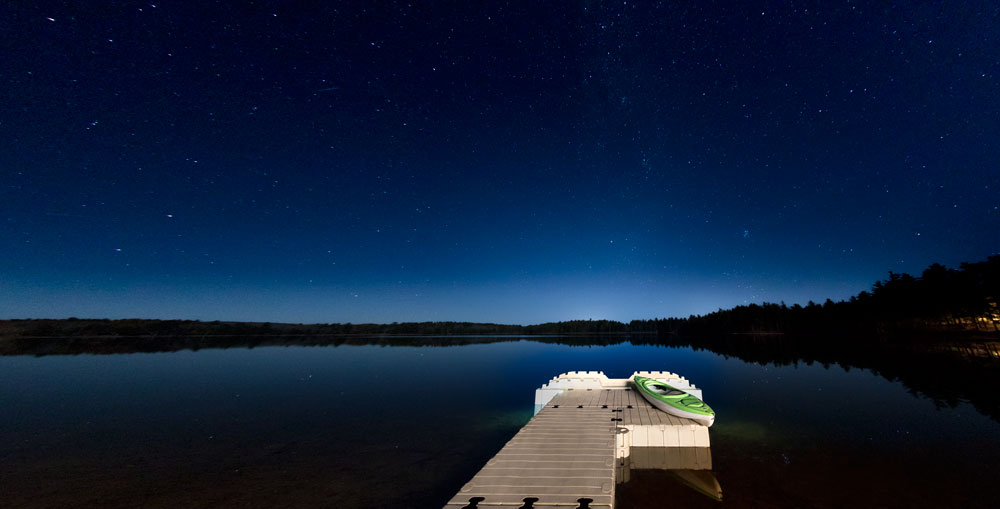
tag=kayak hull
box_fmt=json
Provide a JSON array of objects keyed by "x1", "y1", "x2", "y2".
[
  {"x1": 643, "y1": 396, "x2": 715, "y2": 427},
  {"x1": 633, "y1": 376, "x2": 715, "y2": 427}
]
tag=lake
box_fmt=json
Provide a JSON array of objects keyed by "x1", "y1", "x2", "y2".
[{"x1": 2, "y1": 338, "x2": 998, "y2": 508}]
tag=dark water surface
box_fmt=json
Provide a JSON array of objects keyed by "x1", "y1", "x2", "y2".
[{"x1": 2, "y1": 339, "x2": 999, "y2": 508}]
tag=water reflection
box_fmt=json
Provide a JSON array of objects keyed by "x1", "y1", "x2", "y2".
[
  {"x1": 1, "y1": 337, "x2": 998, "y2": 507},
  {"x1": 5, "y1": 332, "x2": 998, "y2": 425},
  {"x1": 668, "y1": 470, "x2": 722, "y2": 502},
  {"x1": 620, "y1": 447, "x2": 721, "y2": 501}
]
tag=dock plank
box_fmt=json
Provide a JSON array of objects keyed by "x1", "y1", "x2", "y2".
[{"x1": 445, "y1": 371, "x2": 714, "y2": 508}]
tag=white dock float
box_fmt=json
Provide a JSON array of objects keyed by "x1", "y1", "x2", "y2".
[{"x1": 445, "y1": 371, "x2": 712, "y2": 509}]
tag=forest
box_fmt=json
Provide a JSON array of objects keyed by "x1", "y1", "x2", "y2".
[
  {"x1": 3, "y1": 258, "x2": 997, "y2": 420},
  {"x1": 2, "y1": 255, "x2": 997, "y2": 342},
  {"x1": 632, "y1": 254, "x2": 1000, "y2": 339}
]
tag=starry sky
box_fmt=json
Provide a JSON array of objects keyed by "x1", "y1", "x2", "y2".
[{"x1": 2, "y1": 1, "x2": 998, "y2": 324}]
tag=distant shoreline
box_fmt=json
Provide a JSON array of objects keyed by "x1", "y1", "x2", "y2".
[
  {"x1": 1, "y1": 331, "x2": 650, "y2": 340},
  {"x1": 1, "y1": 316, "x2": 995, "y2": 344},
  {"x1": 3, "y1": 319, "x2": 997, "y2": 424},
  {"x1": 4, "y1": 255, "x2": 998, "y2": 343},
  {"x1": 1, "y1": 317, "x2": 996, "y2": 358}
]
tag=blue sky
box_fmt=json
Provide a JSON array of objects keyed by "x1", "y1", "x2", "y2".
[{"x1": 2, "y1": 1, "x2": 998, "y2": 323}]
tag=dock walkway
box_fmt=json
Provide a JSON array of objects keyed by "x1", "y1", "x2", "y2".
[{"x1": 444, "y1": 371, "x2": 712, "y2": 509}]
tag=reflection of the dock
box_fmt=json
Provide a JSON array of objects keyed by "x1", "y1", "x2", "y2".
[{"x1": 618, "y1": 446, "x2": 722, "y2": 501}]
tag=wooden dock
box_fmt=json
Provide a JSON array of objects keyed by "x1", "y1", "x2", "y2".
[{"x1": 444, "y1": 371, "x2": 713, "y2": 509}]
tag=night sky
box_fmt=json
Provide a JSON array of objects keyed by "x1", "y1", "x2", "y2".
[{"x1": 2, "y1": 1, "x2": 998, "y2": 324}]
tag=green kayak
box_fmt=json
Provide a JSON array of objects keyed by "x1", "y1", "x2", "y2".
[{"x1": 633, "y1": 376, "x2": 715, "y2": 427}]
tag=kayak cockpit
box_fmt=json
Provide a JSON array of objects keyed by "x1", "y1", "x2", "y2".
[{"x1": 651, "y1": 384, "x2": 686, "y2": 396}]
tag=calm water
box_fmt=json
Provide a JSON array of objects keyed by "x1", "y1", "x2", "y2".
[{"x1": 2, "y1": 339, "x2": 999, "y2": 508}]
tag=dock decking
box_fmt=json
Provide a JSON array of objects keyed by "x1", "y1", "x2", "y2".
[{"x1": 444, "y1": 371, "x2": 712, "y2": 509}]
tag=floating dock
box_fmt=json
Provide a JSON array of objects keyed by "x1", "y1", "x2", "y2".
[{"x1": 444, "y1": 371, "x2": 714, "y2": 509}]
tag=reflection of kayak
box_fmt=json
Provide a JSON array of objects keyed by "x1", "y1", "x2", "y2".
[
  {"x1": 669, "y1": 469, "x2": 723, "y2": 501},
  {"x1": 633, "y1": 376, "x2": 715, "y2": 427}
]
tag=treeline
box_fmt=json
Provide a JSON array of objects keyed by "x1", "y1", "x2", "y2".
[
  {"x1": 633, "y1": 255, "x2": 1000, "y2": 339},
  {"x1": 2, "y1": 256, "x2": 997, "y2": 341},
  {"x1": 0, "y1": 317, "x2": 631, "y2": 339}
]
